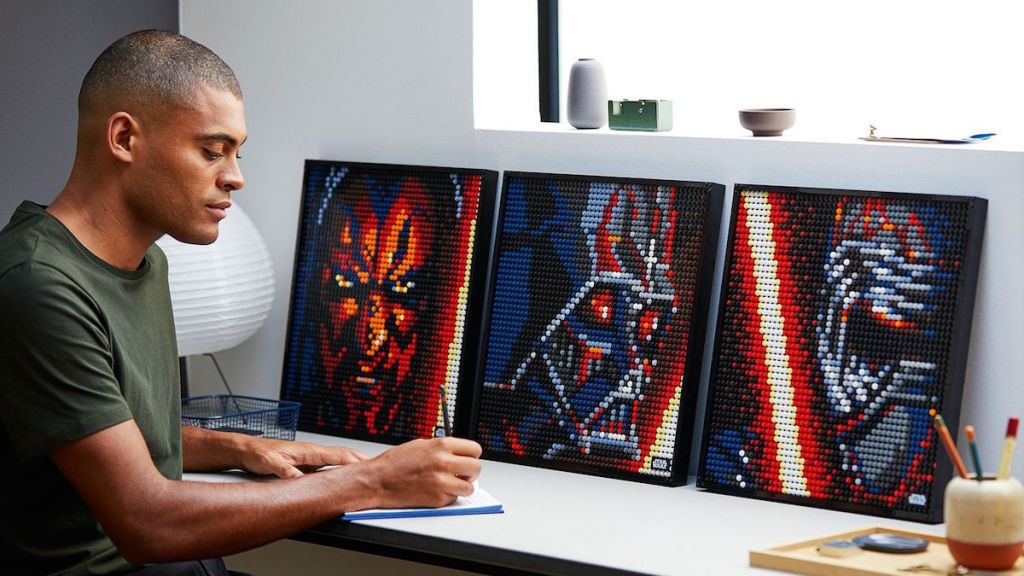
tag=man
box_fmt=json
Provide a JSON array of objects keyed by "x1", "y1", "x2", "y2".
[{"x1": 0, "y1": 30, "x2": 482, "y2": 576}]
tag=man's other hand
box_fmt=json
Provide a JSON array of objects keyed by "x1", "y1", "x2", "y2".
[{"x1": 239, "y1": 438, "x2": 370, "y2": 479}]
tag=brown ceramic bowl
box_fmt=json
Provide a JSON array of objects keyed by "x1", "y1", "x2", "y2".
[{"x1": 739, "y1": 108, "x2": 796, "y2": 137}]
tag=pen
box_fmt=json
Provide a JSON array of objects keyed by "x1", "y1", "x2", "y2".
[
  {"x1": 439, "y1": 384, "x2": 453, "y2": 437},
  {"x1": 998, "y1": 417, "x2": 1019, "y2": 480},
  {"x1": 965, "y1": 425, "x2": 984, "y2": 482},
  {"x1": 933, "y1": 413, "x2": 969, "y2": 479}
]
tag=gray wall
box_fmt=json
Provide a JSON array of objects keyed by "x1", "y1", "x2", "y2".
[{"x1": 0, "y1": 0, "x2": 179, "y2": 222}]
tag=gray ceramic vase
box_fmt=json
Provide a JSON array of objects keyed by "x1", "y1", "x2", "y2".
[{"x1": 567, "y1": 58, "x2": 607, "y2": 129}]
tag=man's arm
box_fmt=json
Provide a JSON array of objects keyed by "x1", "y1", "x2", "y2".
[
  {"x1": 51, "y1": 419, "x2": 482, "y2": 564},
  {"x1": 180, "y1": 425, "x2": 370, "y2": 478}
]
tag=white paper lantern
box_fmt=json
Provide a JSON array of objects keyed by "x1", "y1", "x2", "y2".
[{"x1": 156, "y1": 203, "x2": 275, "y2": 357}]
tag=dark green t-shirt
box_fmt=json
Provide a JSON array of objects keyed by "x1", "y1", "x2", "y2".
[{"x1": 0, "y1": 202, "x2": 182, "y2": 575}]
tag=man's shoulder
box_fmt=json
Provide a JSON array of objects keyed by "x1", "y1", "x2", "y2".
[
  {"x1": 0, "y1": 259, "x2": 94, "y2": 332},
  {"x1": 0, "y1": 203, "x2": 96, "y2": 312},
  {"x1": 0, "y1": 201, "x2": 69, "y2": 277}
]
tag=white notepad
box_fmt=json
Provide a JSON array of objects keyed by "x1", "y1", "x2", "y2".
[{"x1": 341, "y1": 484, "x2": 504, "y2": 521}]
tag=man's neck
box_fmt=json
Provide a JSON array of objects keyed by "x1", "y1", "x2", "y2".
[{"x1": 47, "y1": 180, "x2": 156, "y2": 271}]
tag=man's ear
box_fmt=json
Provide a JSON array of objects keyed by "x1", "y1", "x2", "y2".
[{"x1": 106, "y1": 112, "x2": 139, "y2": 163}]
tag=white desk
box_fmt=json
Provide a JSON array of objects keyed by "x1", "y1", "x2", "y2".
[{"x1": 186, "y1": 431, "x2": 944, "y2": 575}]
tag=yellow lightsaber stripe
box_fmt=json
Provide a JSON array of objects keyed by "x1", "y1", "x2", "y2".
[
  {"x1": 744, "y1": 192, "x2": 809, "y2": 496},
  {"x1": 640, "y1": 381, "x2": 681, "y2": 475},
  {"x1": 440, "y1": 218, "x2": 477, "y2": 430}
]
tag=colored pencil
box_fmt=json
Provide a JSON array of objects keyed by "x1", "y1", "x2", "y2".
[
  {"x1": 933, "y1": 413, "x2": 968, "y2": 479},
  {"x1": 998, "y1": 417, "x2": 1019, "y2": 480},
  {"x1": 965, "y1": 425, "x2": 984, "y2": 481}
]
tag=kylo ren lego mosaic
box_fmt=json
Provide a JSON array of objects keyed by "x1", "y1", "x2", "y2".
[{"x1": 698, "y1": 184, "x2": 986, "y2": 522}]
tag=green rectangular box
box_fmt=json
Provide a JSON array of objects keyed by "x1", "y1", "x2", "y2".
[{"x1": 608, "y1": 99, "x2": 673, "y2": 131}]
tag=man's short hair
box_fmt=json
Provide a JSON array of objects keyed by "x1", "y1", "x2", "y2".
[{"x1": 78, "y1": 29, "x2": 241, "y2": 118}]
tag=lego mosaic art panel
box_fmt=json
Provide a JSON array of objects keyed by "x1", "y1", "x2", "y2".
[
  {"x1": 474, "y1": 172, "x2": 722, "y2": 484},
  {"x1": 281, "y1": 161, "x2": 496, "y2": 444},
  {"x1": 698, "y1": 185, "x2": 986, "y2": 522}
]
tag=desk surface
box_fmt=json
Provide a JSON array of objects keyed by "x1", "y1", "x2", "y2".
[{"x1": 186, "y1": 432, "x2": 944, "y2": 576}]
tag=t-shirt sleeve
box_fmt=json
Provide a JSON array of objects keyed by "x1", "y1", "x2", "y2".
[{"x1": 0, "y1": 262, "x2": 133, "y2": 460}]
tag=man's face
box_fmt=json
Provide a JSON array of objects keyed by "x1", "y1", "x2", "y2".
[{"x1": 128, "y1": 85, "x2": 247, "y2": 245}]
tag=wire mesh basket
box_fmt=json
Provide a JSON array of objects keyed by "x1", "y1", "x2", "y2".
[{"x1": 181, "y1": 395, "x2": 301, "y2": 440}]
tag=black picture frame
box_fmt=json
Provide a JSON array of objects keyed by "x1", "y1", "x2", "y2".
[
  {"x1": 697, "y1": 184, "x2": 987, "y2": 523},
  {"x1": 471, "y1": 171, "x2": 723, "y2": 485},
  {"x1": 280, "y1": 160, "x2": 497, "y2": 445}
]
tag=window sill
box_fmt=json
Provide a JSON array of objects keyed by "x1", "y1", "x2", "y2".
[{"x1": 475, "y1": 121, "x2": 1024, "y2": 154}]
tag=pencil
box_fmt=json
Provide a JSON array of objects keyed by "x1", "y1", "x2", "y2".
[
  {"x1": 439, "y1": 384, "x2": 453, "y2": 437},
  {"x1": 933, "y1": 413, "x2": 968, "y2": 479},
  {"x1": 965, "y1": 425, "x2": 984, "y2": 482},
  {"x1": 998, "y1": 417, "x2": 1019, "y2": 480}
]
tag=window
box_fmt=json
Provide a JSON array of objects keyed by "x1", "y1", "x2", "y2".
[{"x1": 475, "y1": 0, "x2": 1020, "y2": 141}]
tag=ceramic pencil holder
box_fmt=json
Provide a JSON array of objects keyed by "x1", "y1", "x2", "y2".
[{"x1": 944, "y1": 475, "x2": 1024, "y2": 570}]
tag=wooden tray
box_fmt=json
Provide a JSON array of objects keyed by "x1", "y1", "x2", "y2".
[{"x1": 751, "y1": 526, "x2": 1024, "y2": 576}]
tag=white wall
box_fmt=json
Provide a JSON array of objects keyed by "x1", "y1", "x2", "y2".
[{"x1": 181, "y1": 1, "x2": 1024, "y2": 570}]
